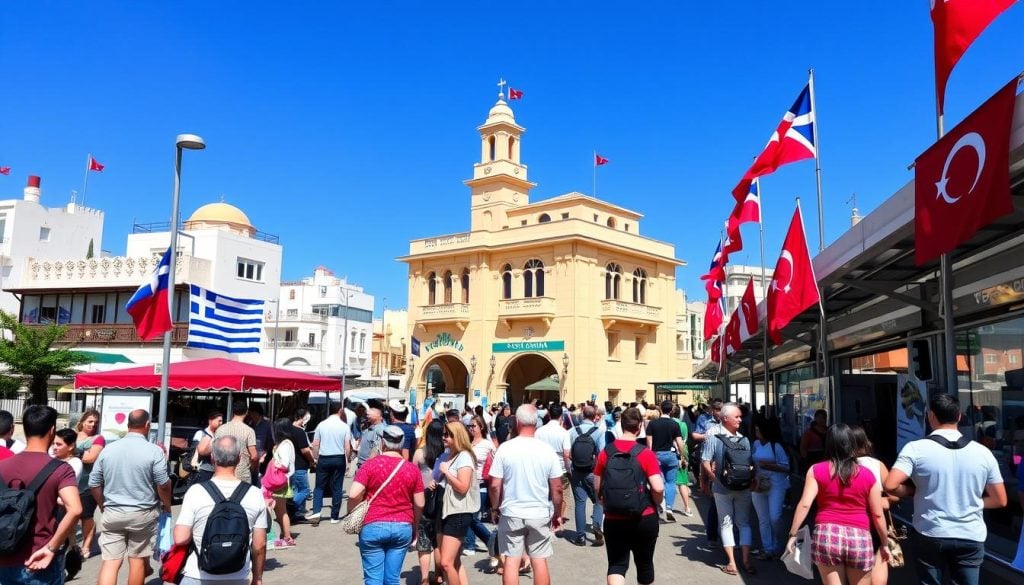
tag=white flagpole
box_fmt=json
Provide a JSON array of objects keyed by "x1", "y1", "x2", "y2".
[
  {"x1": 756, "y1": 178, "x2": 771, "y2": 409},
  {"x1": 720, "y1": 227, "x2": 732, "y2": 400},
  {"x1": 936, "y1": 83, "x2": 959, "y2": 395},
  {"x1": 808, "y1": 69, "x2": 825, "y2": 253},
  {"x1": 81, "y1": 154, "x2": 91, "y2": 208},
  {"x1": 796, "y1": 198, "x2": 829, "y2": 383},
  {"x1": 593, "y1": 151, "x2": 597, "y2": 197}
]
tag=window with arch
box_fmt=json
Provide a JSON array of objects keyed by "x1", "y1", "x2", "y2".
[
  {"x1": 461, "y1": 268, "x2": 470, "y2": 303},
  {"x1": 523, "y1": 259, "x2": 544, "y2": 297},
  {"x1": 605, "y1": 263, "x2": 622, "y2": 300},
  {"x1": 427, "y1": 272, "x2": 437, "y2": 305},
  {"x1": 633, "y1": 268, "x2": 648, "y2": 304},
  {"x1": 501, "y1": 264, "x2": 513, "y2": 300},
  {"x1": 488, "y1": 136, "x2": 496, "y2": 161},
  {"x1": 508, "y1": 136, "x2": 516, "y2": 160},
  {"x1": 607, "y1": 217, "x2": 617, "y2": 228},
  {"x1": 443, "y1": 270, "x2": 453, "y2": 304},
  {"x1": 538, "y1": 213, "x2": 551, "y2": 223}
]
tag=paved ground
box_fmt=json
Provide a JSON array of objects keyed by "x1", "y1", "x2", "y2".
[{"x1": 71, "y1": 475, "x2": 920, "y2": 585}]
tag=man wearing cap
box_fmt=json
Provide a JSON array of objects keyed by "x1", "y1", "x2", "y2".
[
  {"x1": 309, "y1": 401, "x2": 352, "y2": 524},
  {"x1": 389, "y1": 400, "x2": 416, "y2": 461}
]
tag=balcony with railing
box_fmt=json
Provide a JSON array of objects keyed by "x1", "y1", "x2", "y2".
[
  {"x1": 417, "y1": 303, "x2": 471, "y2": 330},
  {"x1": 263, "y1": 311, "x2": 328, "y2": 325},
  {"x1": 498, "y1": 297, "x2": 556, "y2": 327},
  {"x1": 36, "y1": 323, "x2": 190, "y2": 345},
  {"x1": 18, "y1": 255, "x2": 211, "y2": 290},
  {"x1": 600, "y1": 299, "x2": 662, "y2": 328},
  {"x1": 262, "y1": 341, "x2": 321, "y2": 350}
]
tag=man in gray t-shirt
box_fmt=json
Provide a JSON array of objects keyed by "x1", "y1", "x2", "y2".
[
  {"x1": 885, "y1": 393, "x2": 1006, "y2": 585},
  {"x1": 356, "y1": 407, "x2": 385, "y2": 466}
]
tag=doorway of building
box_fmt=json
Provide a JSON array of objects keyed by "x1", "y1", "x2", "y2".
[
  {"x1": 504, "y1": 353, "x2": 558, "y2": 405},
  {"x1": 422, "y1": 354, "x2": 470, "y2": 401}
]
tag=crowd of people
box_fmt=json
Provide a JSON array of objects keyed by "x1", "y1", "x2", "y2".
[{"x1": 0, "y1": 388, "x2": 1015, "y2": 585}]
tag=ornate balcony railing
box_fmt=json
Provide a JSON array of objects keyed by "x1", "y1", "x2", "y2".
[
  {"x1": 497, "y1": 297, "x2": 556, "y2": 327},
  {"x1": 417, "y1": 303, "x2": 471, "y2": 330},
  {"x1": 600, "y1": 300, "x2": 662, "y2": 326},
  {"x1": 35, "y1": 323, "x2": 190, "y2": 345}
]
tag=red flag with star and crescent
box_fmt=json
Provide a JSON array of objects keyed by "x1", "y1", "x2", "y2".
[
  {"x1": 932, "y1": 0, "x2": 1017, "y2": 114},
  {"x1": 914, "y1": 78, "x2": 1016, "y2": 265},
  {"x1": 767, "y1": 204, "x2": 820, "y2": 345},
  {"x1": 724, "y1": 278, "x2": 759, "y2": 355}
]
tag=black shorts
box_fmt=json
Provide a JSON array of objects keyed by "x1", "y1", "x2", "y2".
[
  {"x1": 605, "y1": 513, "x2": 659, "y2": 585},
  {"x1": 80, "y1": 490, "x2": 97, "y2": 519},
  {"x1": 440, "y1": 512, "x2": 473, "y2": 538}
]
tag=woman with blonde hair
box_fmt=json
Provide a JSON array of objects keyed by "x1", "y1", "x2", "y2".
[
  {"x1": 436, "y1": 422, "x2": 479, "y2": 585},
  {"x1": 75, "y1": 408, "x2": 105, "y2": 557}
]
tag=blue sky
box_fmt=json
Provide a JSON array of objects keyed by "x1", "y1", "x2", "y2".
[{"x1": 1, "y1": 2, "x2": 1021, "y2": 315}]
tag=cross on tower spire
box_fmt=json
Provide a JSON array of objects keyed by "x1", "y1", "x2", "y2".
[{"x1": 497, "y1": 77, "x2": 507, "y2": 99}]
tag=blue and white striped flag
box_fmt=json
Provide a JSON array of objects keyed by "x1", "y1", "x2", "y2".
[{"x1": 186, "y1": 284, "x2": 264, "y2": 353}]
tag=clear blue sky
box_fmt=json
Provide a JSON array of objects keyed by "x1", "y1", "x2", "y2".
[{"x1": 1, "y1": 2, "x2": 1021, "y2": 315}]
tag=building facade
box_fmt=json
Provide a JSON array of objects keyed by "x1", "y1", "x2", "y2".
[{"x1": 401, "y1": 92, "x2": 685, "y2": 405}]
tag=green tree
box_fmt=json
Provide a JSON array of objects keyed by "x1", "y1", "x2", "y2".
[
  {"x1": 86, "y1": 238, "x2": 94, "y2": 259},
  {"x1": 0, "y1": 311, "x2": 88, "y2": 405},
  {"x1": 0, "y1": 375, "x2": 22, "y2": 399}
]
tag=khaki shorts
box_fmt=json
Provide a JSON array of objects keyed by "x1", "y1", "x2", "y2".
[
  {"x1": 497, "y1": 515, "x2": 553, "y2": 559},
  {"x1": 99, "y1": 507, "x2": 159, "y2": 560},
  {"x1": 560, "y1": 474, "x2": 571, "y2": 493}
]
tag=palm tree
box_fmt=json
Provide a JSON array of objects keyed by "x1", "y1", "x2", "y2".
[{"x1": 0, "y1": 311, "x2": 88, "y2": 405}]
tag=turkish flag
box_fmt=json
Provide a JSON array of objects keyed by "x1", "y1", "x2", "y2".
[
  {"x1": 767, "y1": 205, "x2": 820, "y2": 345},
  {"x1": 724, "y1": 279, "x2": 759, "y2": 356},
  {"x1": 594, "y1": 153, "x2": 609, "y2": 166},
  {"x1": 508, "y1": 88, "x2": 524, "y2": 100},
  {"x1": 914, "y1": 78, "x2": 1016, "y2": 265},
  {"x1": 89, "y1": 157, "x2": 104, "y2": 172},
  {"x1": 703, "y1": 295, "x2": 723, "y2": 341},
  {"x1": 0, "y1": 166, "x2": 9, "y2": 176},
  {"x1": 932, "y1": 0, "x2": 1017, "y2": 113},
  {"x1": 710, "y1": 334, "x2": 723, "y2": 365}
]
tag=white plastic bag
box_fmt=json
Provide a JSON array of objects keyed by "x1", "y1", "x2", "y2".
[
  {"x1": 153, "y1": 512, "x2": 174, "y2": 560},
  {"x1": 781, "y1": 525, "x2": 815, "y2": 580}
]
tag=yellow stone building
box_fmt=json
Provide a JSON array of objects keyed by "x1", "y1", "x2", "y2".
[{"x1": 400, "y1": 91, "x2": 686, "y2": 406}]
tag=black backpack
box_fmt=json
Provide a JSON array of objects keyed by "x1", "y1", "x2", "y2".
[
  {"x1": 0, "y1": 459, "x2": 64, "y2": 554},
  {"x1": 717, "y1": 435, "x2": 755, "y2": 491},
  {"x1": 197, "y1": 481, "x2": 252, "y2": 575},
  {"x1": 570, "y1": 426, "x2": 599, "y2": 472},
  {"x1": 599, "y1": 443, "x2": 651, "y2": 516},
  {"x1": 926, "y1": 434, "x2": 972, "y2": 449}
]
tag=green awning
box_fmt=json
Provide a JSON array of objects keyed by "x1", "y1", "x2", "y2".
[
  {"x1": 71, "y1": 351, "x2": 134, "y2": 364},
  {"x1": 525, "y1": 375, "x2": 560, "y2": 392}
]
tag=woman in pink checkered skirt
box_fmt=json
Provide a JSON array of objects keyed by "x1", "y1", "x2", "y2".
[{"x1": 786, "y1": 423, "x2": 891, "y2": 585}]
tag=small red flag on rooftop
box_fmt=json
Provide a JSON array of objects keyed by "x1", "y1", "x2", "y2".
[
  {"x1": 508, "y1": 88, "x2": 524, "y2": 100},
  {"x1": 0, "y1": 167, "x2": 10, "y2": 176},
  {"x1": 594, "y1": 153, "x2": 609, "y2": 166},
  {"x1": 88, "y1": 156, "x2": 104, "y2": 172}
]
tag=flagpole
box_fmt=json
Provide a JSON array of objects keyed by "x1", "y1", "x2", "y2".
[
  {"x1": 81, "y1": 154, "x2": 91, "y2": 208},
  {"x1": 936, "y1": 95, "x2": 959, "y2": 395},
  {"x1": 592, "y1": 151, "x2": 597, "y2": 197},
  {"x1": 757, "y1": 179, "x2": 771, "y2": 409},
  {"x1": 808, "y1": 68, "x2": 825, "y2": 253},
  {"x1": 720, "y1": 227, "x2": 731, "y2": 401}
]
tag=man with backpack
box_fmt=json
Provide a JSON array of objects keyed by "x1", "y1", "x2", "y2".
[
  {"x1": 567, "y1": 405, "x2": 606, "y2": 547},
  {"x1": 593, "y1": 407, "x2": 664, "y2": 585},
  {"x1": 174, "y1": 435, "x2": 267, "y2": 585},
  {"x1": 884, "y1": 393, "x2": 1006, "y2": 585},
  {"x1": 0, "y1": 405, "x2": 81, "y2": 585},
  {"x1": 701, "y1": 402, "x2": 756, "y2": 576}
]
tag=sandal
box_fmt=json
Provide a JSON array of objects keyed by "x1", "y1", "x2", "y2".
[
  {"x1": 721, "y1": 565, "x2": 739, "y2": 576},
  {"x1": 742, "y1": 563, "x2": 758, "y2": 575}
]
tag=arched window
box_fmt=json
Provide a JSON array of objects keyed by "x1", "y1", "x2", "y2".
[
  {"x1": 607, "y1": 217, "x2": 617, "y2": 228},
  {"x1": 538, "y1": 213, "x2": 551, "y2": 223},
  {"x1": 488, "y1": 136, "x2": 496, "y2": 161},
  {"x1": 461, "y1": 268, "x2": 470, "y2": 303},
  {"x1": 508, "y1": 136, "x2": 516, "y2": 160},
  {"x1": 443, "y1": 270, "x2": 453, "y2": 304},
  {"x1": 501, "y1": 264, "x2": 513, "y2": 300},
  {"x1": 605, "y1": 263, "x2": 622, "y2": 300},
  {"x1": 633, "y1": 268, "x2": 648, "y2": 304},
  {"x1": 524, "y1": 259, "x2": 544, "y2": 297},
  {"x1": 427, "y1": 272, "x2": 437, "y2": 305}
]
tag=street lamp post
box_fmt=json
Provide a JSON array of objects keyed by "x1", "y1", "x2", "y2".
[
  {"x1": 157, "y1": 134, "x2": 205, "y2": 446},
  {"x1": 341, "y1": 288, "x2": 352, "y2": 404},
  {"x1": 382, "y1": 297, "x2": 388, "y2": 404}
]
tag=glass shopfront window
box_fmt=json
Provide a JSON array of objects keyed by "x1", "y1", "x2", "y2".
[{"x1": 956, "y1": 319, "x2": 1024, "y2": 564}]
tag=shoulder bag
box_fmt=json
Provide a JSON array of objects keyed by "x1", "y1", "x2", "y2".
[
  {"x1": 884, "y1": 509, "x2": 908, "y2": 568},
  {"x1": 341, "y1": 458, "x2": 404, "y2": 534}
]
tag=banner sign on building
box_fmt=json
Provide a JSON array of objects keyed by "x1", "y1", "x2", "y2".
[
  {"x1": 423, "y1": 332, "x2": 463, "y2": 353},
  {"x1": 896, "y1": 374, "x2": 928, "y2": 452},
  {"x1": 492, "y1": 340, "x2": 565, "y2": 353}
]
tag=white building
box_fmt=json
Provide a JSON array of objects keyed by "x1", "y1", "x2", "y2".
[
  {"x1": 269, "y1": 266, "x2": 374, "y2": 378},
  {"x1": 723, "y1": 264, "x2": 773, "y2": 314},
  {"x1": 12, "y1": 201, "x2": 282, "y2": 366},
  {"x1": 0, "y1": 176, "x2": 104, "y2": 317}
]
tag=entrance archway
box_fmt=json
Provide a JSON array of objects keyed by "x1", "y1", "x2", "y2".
[
  {"x1": 421, "y1": 353, "x2": 470, "y2": 402},
  {"x1": 503, "y1": 353, "x2": 559, "y2": 406}
]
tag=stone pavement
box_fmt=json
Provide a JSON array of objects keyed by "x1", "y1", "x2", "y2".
[{"x1": 71, "y1": 479, "x2": 915, "y2": 585}]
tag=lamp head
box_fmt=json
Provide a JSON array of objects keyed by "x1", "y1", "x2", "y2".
[{"x1": 176, "y1": 134, "x2": 206, "y2": 150}]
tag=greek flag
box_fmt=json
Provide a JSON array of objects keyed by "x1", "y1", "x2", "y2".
[{"x1": 186, "y1": 284, "x2": 264, "y2": 353}]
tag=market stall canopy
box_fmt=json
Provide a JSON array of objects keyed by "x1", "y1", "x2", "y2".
[
  {"x1": 525, "y1": 375, "x2": 560, "y2": 392},
  {"x1": 71, "y1": 351, "x2": 133, "y2": 364},
  {"x1": 74, "y1": 357, "x2": 341, "y2": 392}
]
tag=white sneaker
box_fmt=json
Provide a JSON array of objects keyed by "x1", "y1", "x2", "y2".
[
  {"x1": 330, "y1": 518, "x2": 342, "y2": 524},
  {"x1": 462, "y1": 549, "x2": 477, "y2": 556}
]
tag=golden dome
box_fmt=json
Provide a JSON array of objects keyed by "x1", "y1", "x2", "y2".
[{"x1": 185, "y1": 202, "x2": 255, "y2": 236}]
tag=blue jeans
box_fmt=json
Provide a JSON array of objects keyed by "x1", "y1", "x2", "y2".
[
  {"x1": 359, "y1": 521, "x2": 413, "y2": 585},
  {"x1": 0, "y1": 552, "x2": 64, "y2": 585},
  {"x1": 655, "y1": 451, "x2": 679, "y2": 510},
  {"x1": 291, "y1": 469, "x2": 310, "y2": 515},
  {"x1": 569, "y1": 469, "x2": 604, "y2": 537},
  {"x1": 913, "y1": 530, "x2": 985, "y2": 585},
  {"x1": 464, "y1": 487, "x2": 492, "y2": 550},
  {"x1": 313, "y1": 455, "x2": 346, "y2": 520},
  {"x1": 751, "y1": 482, "x2": 787, "y2": 554}
]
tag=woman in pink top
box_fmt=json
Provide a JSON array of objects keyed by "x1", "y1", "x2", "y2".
[
  {"x1": 349, "y1": 425, "x2": 426, "y2": 585},
  {"x1": 787, "y1": 423, "x2": 889, "y2": 585}
]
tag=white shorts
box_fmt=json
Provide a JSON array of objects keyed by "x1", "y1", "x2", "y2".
[{"x1": 497, "y1": 515, "x2": 553, "y2": 559}]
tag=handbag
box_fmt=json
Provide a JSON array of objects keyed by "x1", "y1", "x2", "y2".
[
  {"x1": 152, "y1": 512, "x2": 174, "y2": 561},
  {"x1": 160, "y1": 542, "x2": 191, "y2": 585},
  {"x1": 781, "y1": 525, "x2": 814, "y2": 580},
  {"x1": 885, "y1": 509, "x2": 908, "y2": 568},
  {"x1": 262, "y1": 448, "x2": 289, "y2": 492},
  {"x1": 341, "y1": 458, "x2": 404, "y2": 535}
]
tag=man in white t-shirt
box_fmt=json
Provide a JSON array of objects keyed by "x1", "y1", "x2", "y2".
[
  {"x1": 309, "y1": 401, "x2": 352, "y2": 524},
  {"x1": 535, "y1": 403, "x2": 571, "y2": 528},
  {"x1": 174, "y1": 435, "x2": 268, "y2": 585},
  {"x1": 488, "y1": 404, "x2": 563, "y2": 585}
]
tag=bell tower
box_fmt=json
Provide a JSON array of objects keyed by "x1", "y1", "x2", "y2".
[{"x1": 467, "y1": 81, "x2": 536, "y2": 232}]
